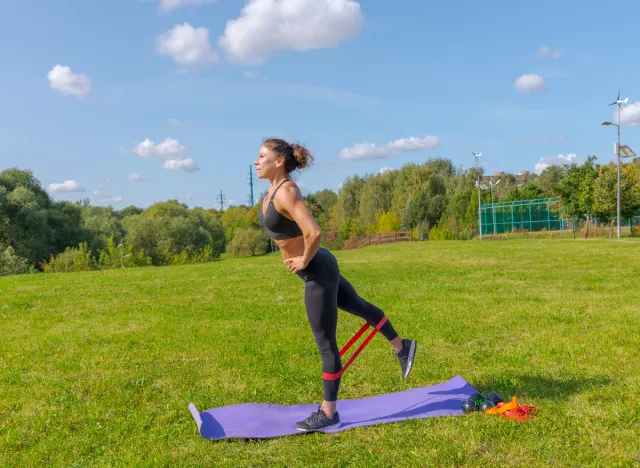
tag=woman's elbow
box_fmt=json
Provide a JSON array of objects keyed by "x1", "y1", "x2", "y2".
[{"x1": 306, "y1": 229, "x2": 322, "y2": 241}]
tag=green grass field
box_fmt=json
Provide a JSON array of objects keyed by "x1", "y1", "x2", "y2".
[{"x1": 2, "y1": 239, "x2": 640, "y2": 466}]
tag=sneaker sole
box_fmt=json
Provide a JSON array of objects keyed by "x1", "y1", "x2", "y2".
[
  {"x1": 296, "y1": 421, "x2": 342, "y2": 432},
  {"x1": 402, "y1": 340, "x2": 416, "y2": 379}
]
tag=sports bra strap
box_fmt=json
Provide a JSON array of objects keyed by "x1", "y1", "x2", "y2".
[{"x1": 269, "y1": 179, "x2": 292, "y2": 202}]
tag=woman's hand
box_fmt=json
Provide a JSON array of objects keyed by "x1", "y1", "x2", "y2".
[{"x1": 284, "y1": 256, "x2": 307, "y2": 273}]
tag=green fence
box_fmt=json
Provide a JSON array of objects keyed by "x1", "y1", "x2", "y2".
[{"x1": 479, "y1": 197, "x2": 565, "y2": 235}]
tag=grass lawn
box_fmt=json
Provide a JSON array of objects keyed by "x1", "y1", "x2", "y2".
[{"x1": 1, "y1": 239, "x2": 639, "y2": 466}]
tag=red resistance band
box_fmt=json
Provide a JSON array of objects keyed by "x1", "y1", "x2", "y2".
[{"x1": 322, "y1": 316, "x2": 388, "y2": 380}]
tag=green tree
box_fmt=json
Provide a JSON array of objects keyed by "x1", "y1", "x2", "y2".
[
  {"x1": 553, "y1": 156, "x2": 598, "y2": 238},
  {"x1": 80, "y1": 205, "x2": 122, "y2": 253},
  {"x1": 118, "y1": 205, "x2": 143, "y2": 218},
  {"x1": 0, "y1": 244, "x2": 30, "y2": 275},
  {"x1": 403, "y1": 190, "x2": 447, "y2": 232},
  {"x1": 377, "y1": 211, "x2": 401, "y2": 233},
  {"x1": 226, "y1": 228, "x2": 269, "y2": 257},
  {"x1": 220, "y1": 205, "x2": 250, "y2": 242},
  {"x1": 535, "y1": 165, "x2": 565, "y2": 195},
  {"x1": 593, "y1": 163, "x2": 640, "y2": 236},
  {"x1": 358, "y1": 175, "x2": 393, "y2": 233}
]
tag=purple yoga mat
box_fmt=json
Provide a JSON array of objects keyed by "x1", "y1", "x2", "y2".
[{"x1": 189, "y1": 376, "x2": 478, "y2": 440}]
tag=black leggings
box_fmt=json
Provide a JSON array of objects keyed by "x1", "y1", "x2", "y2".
[{"x1": 295, "y1": 248, "x2": 398, "y2": 401}]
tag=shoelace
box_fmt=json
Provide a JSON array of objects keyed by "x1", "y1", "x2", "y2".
[
  {"x1": 396, "y1": 347, "x2": 409, "y2": 365},
  {"x1": 306, "y1": 408, "x2": 330, "y2": 428}
]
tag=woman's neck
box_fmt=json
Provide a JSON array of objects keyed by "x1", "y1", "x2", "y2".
[{"x1": 270, "y1": 174, "x2": 289, "y2": 188}]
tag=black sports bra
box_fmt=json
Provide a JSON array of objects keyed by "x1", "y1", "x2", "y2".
[{"x1": 258, "y1": 179, "x2": 303, "y2": 240}]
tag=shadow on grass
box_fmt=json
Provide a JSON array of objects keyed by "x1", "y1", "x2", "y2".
[{"x1": 471, "y1": 373, "x2": 612, "y2": 401}]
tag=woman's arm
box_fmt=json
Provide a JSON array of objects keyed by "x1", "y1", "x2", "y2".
[{"x1": 276, "y1": 182, "x2": 322, "y2": 267}]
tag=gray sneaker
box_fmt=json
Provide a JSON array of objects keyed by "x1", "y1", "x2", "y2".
[
  {"x1": 395, "y1": 339, "x2": 417, "y2": 378},
  {"x1": 295, "y1": 406, "x2": 341, "y2": 432}
]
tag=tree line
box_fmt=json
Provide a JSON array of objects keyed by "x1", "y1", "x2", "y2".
[{"x1": 2, "y1": 156, "x2": 640, "y2": 275}]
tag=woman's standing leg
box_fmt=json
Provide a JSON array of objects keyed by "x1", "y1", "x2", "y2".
[{"x1": 295, "y1": 271, "x2": 343, "y2": 432}]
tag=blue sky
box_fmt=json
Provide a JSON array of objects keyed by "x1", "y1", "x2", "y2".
[{"x1": 2, "y1": 0, "x2": 640, "y2": 209}]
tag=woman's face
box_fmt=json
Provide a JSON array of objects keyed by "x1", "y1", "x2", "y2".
[{"x1": 254, "y1": 145, "x2": 283, "y2": 180}]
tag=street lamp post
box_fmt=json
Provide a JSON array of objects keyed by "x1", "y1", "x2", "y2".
[
  {"x1": 489, "y1": 178, "x2": 501, "y2": 235},
  {"x1": 601, "y1": 120, "x2": 621, "y2": 238},
  {"x1": 602, "y1": 92, "x2": 629, "y2": 239},
  {"x1": 472, "y1": 152, "x2": 482, "y2": 239}
]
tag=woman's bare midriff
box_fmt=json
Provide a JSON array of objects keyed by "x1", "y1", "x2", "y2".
[{"x1": 274, "y1": 236, "x2": 306, "y2": 260}]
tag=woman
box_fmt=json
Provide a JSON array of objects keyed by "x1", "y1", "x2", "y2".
[{"x1": 254, "y1": 138, "x2": 417, "y2": 432}]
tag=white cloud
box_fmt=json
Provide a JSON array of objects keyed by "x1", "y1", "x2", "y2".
[
  {"x1": 159, "y1": 0, "x2": 217, "y2": 12},
  {"x1": 379, "y1": 167, "x2": 394, "y2": 174},
  {"x1": 617, "y1": 101, "x2": 640, "y2": 127},
  {"x1": 534, "y1": 153, "x2": 580, "y2": 174},
  {"x1": 98, "y1": 195, "x2": 124, "y2": 203},
  {"x1": 128, "y1": 174, "x2": 149, "y2": 182},
  {"x1": 169, "y1": 118, "x2": 185, "y2": 126},
  {"x1": 48, "y1": 180, "x2": 85, "y2": 192},
  {"x1": 156, "y1": 23, "x2": 219, "y2": 69},
  {"x1": 515, "y1": 74, "x2": 546, "y2": 93},
  {"x1": 339, "y1": 135, "x2": 439, "y2": 161},
  {"x1": 133, "y1": 137, "x2": 186, "y2": 159},
  {"x1": 164, "y1": 158, "x2": 199, "y2": 172},
  {"x1": 132, "y1": 137, "x2": 199, "y2": 172},
  {"x1": 340, "y1": 142, "x2": 389, "y2": 160},
  {"x1": 47, "y1": 65, "x2": 92, "y2": 98},
  {"x1": 218, "y1": 0, "x2": 365, "y2": 65},
  {"x1": 538, "y1": 44, "x2": 562, "y2": 59},
  {"x1": 388, "y1": 136, "x2": 438, "y2": 151}
]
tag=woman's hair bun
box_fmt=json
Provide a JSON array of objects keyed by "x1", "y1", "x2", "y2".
[{"x1": 291, "y1": 143, "x2": 313, "y2": 169}]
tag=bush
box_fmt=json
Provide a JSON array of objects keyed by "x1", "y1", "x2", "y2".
[
  {"x1": 42, "y1": 242, "x2": 96, "y2": 273},
  {"x1": 0, "y1": 244, "x2": 31, "y2": 275},
  {"x1": 377, "y1": 211, "x2": 401, "y2": 233},
  {"x1": 428, "y1": 225, "x2": 455, "y2": 241},
  {"x1": 226, "y1": 228, "x2": 269, "y2": 257},
  {"x1": 341, "y1": 234, "x2": 362, "y2": 250},
  {"x1": 97, "y1": 236, "x2": 152, "y2": 269},
  {"x1": 413, "y1": 220, "x2": 430, "y2": 240},
  {"x1": 170, "y1": 245, "x2": 220, "y2": 265}
]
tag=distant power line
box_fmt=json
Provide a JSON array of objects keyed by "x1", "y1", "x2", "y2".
[
  {"x1": 216, "y1": 189, "x2": 226, "y2": 211},
  {"x1": 247, "y1": 165, "x2": 255, "y2": 206}
]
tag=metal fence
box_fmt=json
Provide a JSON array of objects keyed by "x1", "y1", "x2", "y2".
[
  {"x1": 480, "y1": 198, "x2": 564, "y2": 235},
  {"x1": 479, "y1": 197, "x2": 640, "y2": 236}
]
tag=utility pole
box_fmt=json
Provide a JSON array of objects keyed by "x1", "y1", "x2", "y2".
[
  {"x1": 247, "y1": 165, "x2": 255, "y2": 206},
  {"x1": 217, "y1": 190, "x2": 226, "y2": 211}
]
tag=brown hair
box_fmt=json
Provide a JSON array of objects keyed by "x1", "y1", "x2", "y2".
[{"x1": 263, "y1": 138, "x2": 314, "y2": 175}]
